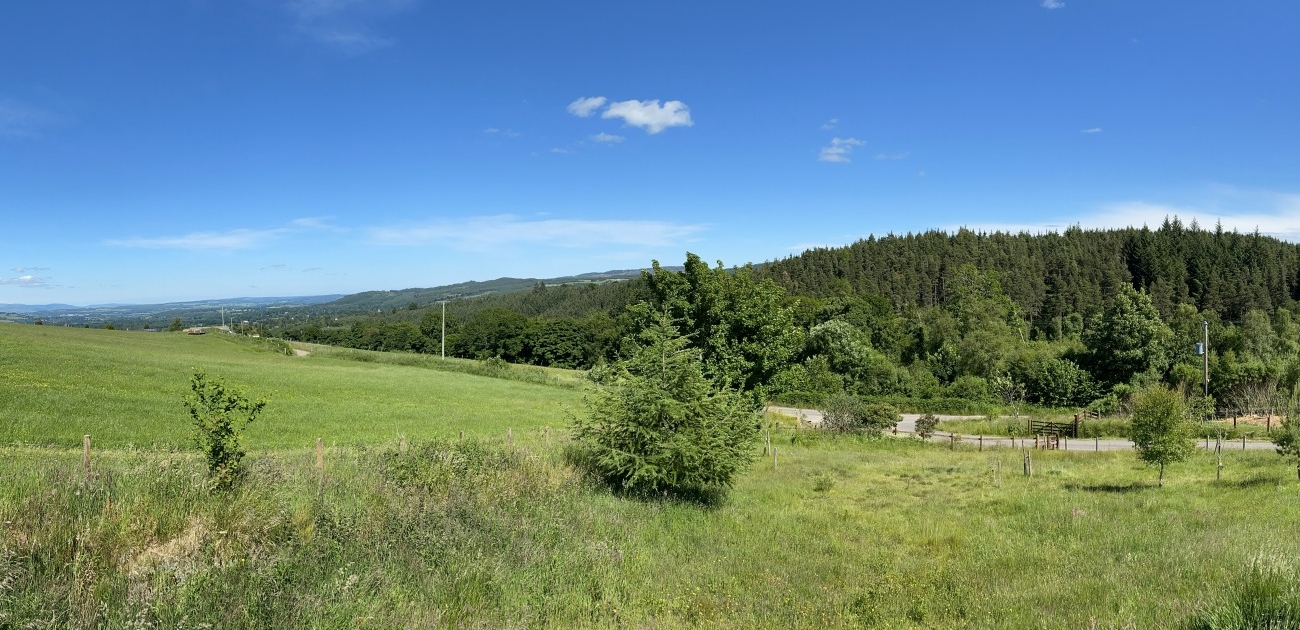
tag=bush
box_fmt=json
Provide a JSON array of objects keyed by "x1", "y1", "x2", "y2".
[
  {"x1": 821, "y1": 393, "x2": 865, "y2": 433},
  {"x1": 861, "y1": 403, "x2": 901, "y2": 436},
  {"x1": 915, "y1": 413, "x2": 939, "y2": 439},
  {"x1": 182, "y1": 370, "x2": 266, "y2": 490},
  {"x1": 571, "y1": 307, "x2": 758, "y2": 500}
]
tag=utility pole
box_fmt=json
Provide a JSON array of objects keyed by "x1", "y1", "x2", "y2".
[
  {"x1": 440, "y1": 301, "x2": 446, "y2": 360},
  {"x1": 1202, "y1": 320, "x2": 1209, "y2": 397}
]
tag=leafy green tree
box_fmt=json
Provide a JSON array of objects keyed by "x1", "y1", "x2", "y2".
[
  {"x1": 182, "y1": 370, "x2": 267, "y2": 490},
  {"x1": 1273, "y1": 387, "x2": 1300, "y2": 481},
  {"x1": 1130, "y1": 385, "x2": 1195, "y2": 487},
  {"x1": 643, "y1": 254, "x2": 803, "y2": 392},
  {"x1": 572, "y1": 305, "x2": 759, "y2": 499},
  {"x1": 1083, "y1": 286, "x2": 1173, "y2": 387},
  {"x1": 168, "y1": 317, "x2": 183, "y2": 332}
]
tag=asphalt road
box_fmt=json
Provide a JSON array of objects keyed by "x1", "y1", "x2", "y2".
[{"x1": 764, "y1": 406, "x2": 1278, "y2": 452}]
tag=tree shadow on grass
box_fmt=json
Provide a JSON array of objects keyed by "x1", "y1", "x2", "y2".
[
  {"x1": 1063, "y1": 482, "x2": 1150, "y2": 493},
  {"x1": 1210, "y1": 474, "x2": 1280, "y2": 489}
]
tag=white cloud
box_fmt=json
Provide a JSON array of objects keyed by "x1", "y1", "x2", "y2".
[
  {"x1": 367, "y1": 215, "x2": 707, "y2": 250},
  {"x1": 591, "y1": 132, "x2": 624, "y2": 143},
  {"x1": 11, "y1": 266, "x2": 50, "y2": 274},
  {"x1": 1081, "y1": 127, "x2": 1102, "y2": 134},
  {"x1": 819, "y1": 137, "x2": 864, "y2": 163},
  {"x1": 874, "y1": 151, "x2": 910, "y2": 161},
  {"x1": 602, "y1": 99, "x2": 693, "y2": 134},
  {"x1": 821, "y1": 118, "x2": 838, "y2": 130},
  {"x1": 952, "y1": 190, "x2": 1300, "y2": 242},
  {"x1": 550, "y1": 147, "x2": 572, "y2": 154},
  {"x1": 566, "y1": 96, "x2": 607, "y2": 118},
  {"x1": 484, "y1": 127, "x2": 520, "y2": 137},
  {"x1": 1041, "y1": 0, "x2": 1065, "y2": 8},
  {"x1": 105, "y1": 217, "x2": 336, "y2": 251},
  {"x1": 0, "y1": 274, "x2": 50, "y2": 288}
]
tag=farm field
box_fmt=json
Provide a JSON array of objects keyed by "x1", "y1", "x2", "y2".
[{"x1": 3, "y1": 324, "x2": 1300, "y2": 628}]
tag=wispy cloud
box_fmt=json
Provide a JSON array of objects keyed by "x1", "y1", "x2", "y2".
[
  {"x1": 106, "y1": 228, "x2": 285, "y2": 251},
  {"x1": 953, "y1": 190, "x2": 1300, "y2": 242},
  {"x1": 285, "y1": 0, "x2": 413, "y2": 54},
  {"x1": 821, "y1": 118, "x2": 838, "y2": 130},
  {"x1": 11, "y1": 266, "x2": 50, "y2": 274},
  {"x1": 1041, "y1": 0, "x2": 1065, "y2": 9},
  {"x1": 0, "y1": 274, "x2": 50, "y2": 288},
  {"x1": 106, "y1": 217, "x2": 337, "y2": 251},
  {"x1": 367, "y1": 215, "x2": 707, "y2": 250},
  {"x1": 550, "y1": 147, "x2": 572, "y2": 154},
  {"x1": 1080, "y1": 127, "x2": 1102, "y2": 134},
  {"x1": 591, "y1": 132, "x2": 624, "y2": 143},
  {"x1": 874, "y1": 151, "x2": 910, "y2": 161},
  {"x1": 819, "y1": 137, "x2": 864, "y2": 163},
  {"x1": 566, "y1": 96, "x2": 607, "y2": 118},
  {"x1": 0, "y1": 98, "x2": 60, "y2": 138},
  {"x1": 484, "y1": 127, "x2": 520, "y2": 137}
]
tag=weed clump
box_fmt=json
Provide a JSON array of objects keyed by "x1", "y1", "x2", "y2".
[{"x1": 1185, "y1": 557, "x2": 1300, "y2": 629}]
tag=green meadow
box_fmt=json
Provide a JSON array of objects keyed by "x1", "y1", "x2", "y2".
[
  {"x1": 0, "y1": 324, "x2": 582, "y2": 449},
  {"x1": 4, "y1": 324, "x2": 1300, "y2": 629}
]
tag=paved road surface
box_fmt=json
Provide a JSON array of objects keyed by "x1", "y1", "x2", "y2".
[{"x1": 764, "y1": 406, "x2": 1278, "y2": 452}]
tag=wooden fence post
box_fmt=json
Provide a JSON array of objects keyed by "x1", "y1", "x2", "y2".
[
  {"x1": 315, "y1": 438, "x2": 324, "y2": 471},
  {"x1": 772, "y1": 448, "x2": 778, "y2": 470},
  {"x1": 459, "y1": 430, "x2": 464, "y2": 441},
  {"x1": 83, "y1": 435, "x2": 91, "y2": 482},
  {"x1": 507, "y1": 427, "x2": 513, "y2": 445},
  {"x1": 979, "y1": 435, "x2": 983, "y2": 451}
]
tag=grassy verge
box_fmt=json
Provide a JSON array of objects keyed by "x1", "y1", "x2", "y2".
[{"x1": 5, "y1": 434, "x2": 1300, "y2": 629}]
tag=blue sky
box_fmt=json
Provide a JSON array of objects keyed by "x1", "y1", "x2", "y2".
[{"x1": 2, "y1": 1, "x2": 1298, "y2": 305}]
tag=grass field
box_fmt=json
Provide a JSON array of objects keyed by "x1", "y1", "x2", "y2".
[
  {"x1": 5, "y1": 324, "x2": 1300, "y2": 628},
  {"x1": 0, "y1": 324, "x2": 583, "y2": 449}
]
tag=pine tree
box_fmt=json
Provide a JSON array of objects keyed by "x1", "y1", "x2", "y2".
[{"x1": 572, "y1": 304, "x2": 759, "y2": 499}]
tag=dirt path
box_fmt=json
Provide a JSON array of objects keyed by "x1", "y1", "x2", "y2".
[{"x1": 764, "y1": 406, "x2": 1278, "y2": 452}]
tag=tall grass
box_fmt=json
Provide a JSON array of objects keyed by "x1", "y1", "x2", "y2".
[{"x1": 5, "y1": 435, "x2": 1300, "y2": 628}]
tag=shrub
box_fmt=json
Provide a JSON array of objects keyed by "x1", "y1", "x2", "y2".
[
  {"x1": 571, "y1": 307, "x2": 758, "y2": 500},
  {"x1": 182, "y1": 370, "x2": 266, "y2": 490},
  {"x1": 821, "y1": 393, "x2": 865, "y2": 433},
  {"x1": 915, "y1": 413, "x2": 940, "y2": 439},
  {"x1": 861, "y1": 403, "x2": 901, "y2": 436}
]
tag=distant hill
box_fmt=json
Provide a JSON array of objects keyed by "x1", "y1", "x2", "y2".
[
  {"x1": 327, "y1": 268, "x2": 669, "y2": 313},
  {"x1": 1, "y1": 295, "x2": 344, "y2": 326},
  {"x1": 0, "y1": 303, "x2": 81, "y2": 314},
  {"x1": 0, "y1": 267, "x2": 674, "y2": 326}
]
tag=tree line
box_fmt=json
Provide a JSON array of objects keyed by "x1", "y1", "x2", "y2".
[{"x1": 271, "y1": 221, "x2": 1300, "y2": 415}]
